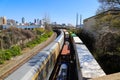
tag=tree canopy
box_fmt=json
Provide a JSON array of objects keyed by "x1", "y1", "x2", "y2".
[
  {"x1": 97, "y1": 0, "x2": 120, "y2": 14},
  {"x1": 98, "y1": 0, "x2": 120, "y2": 5}
]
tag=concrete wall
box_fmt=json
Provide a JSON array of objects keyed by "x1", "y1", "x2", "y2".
[{"x1": 83, "y1": 16, "x2": 96, "y2": 31}]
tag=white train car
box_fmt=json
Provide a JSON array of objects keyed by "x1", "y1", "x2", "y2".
[
  {"x1": 5, "y1": 29, "x2": 64, "y2": 80},
  {"x1": 65, "y1": 32, "x2": 69, "y2": 39},
  {"x1": 71, "y1": 34, "x2": 106, "y2": 80},
  {"x1": 55, "y1": 30, "x2": 64, "y2": 50},
  {"x1": 5, "y1": 51, "x2": 51, "y2": 80},
  {"x1": 73, "y1": 36, "x2": 83, "y2": 44}
]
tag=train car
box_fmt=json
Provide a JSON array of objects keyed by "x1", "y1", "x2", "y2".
[
  {"x1": 71, "y1": 34, "x2": 106, "y2": 80},
  {"x1": 5, "y1": 51, "x2": 51, "y2": 80},
  {"x1": 43, "y1": 42, "x2": 59, "y2": 60},
  {"x1": 73, "y1": 36, "x2": 83, "y2": 44},
  {"x1": 57, "y1": 64, "x2": 68, "y2": 80},
  {"x1": 71, "y1": 33, "x2": 77, "y2": 37},
  {"x1": 5, "y1": 29, "x2": 65, "y2": 80},
  {"x1": 61, "y1": 44, "x2": 70, "y2": 61},
  {"x1": 34, "y1": 51, "x2": 56, "y2": 80},
  {"x1": 61, "y1": 44, "x2": 70, "y2": 56},
  {"x1": 65, "y1": 32, "x2": 69, "y2": 39},
  {"x1": 65, "y1": 41, "x2": 69, "y2": 46},
  {"x1": 63, "y1": 29, "x2": 69, "y2": 40},
  {"x1": 55, "y1": 30, "x2": 64, "y2": 50}
]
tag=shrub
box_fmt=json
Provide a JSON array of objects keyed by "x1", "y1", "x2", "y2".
[
  {"x1": 10, "y1": 46, "x2": 21, "y2": 56},
  {"x1": 4, "y1": 50, "x2": 12, "y2": 60},
  {"x1": 25, "y1": 31, "x2": 53, "y2": 48},
  {"x1": 0, "y1": 31, "x2": 53, "y2": 64}
]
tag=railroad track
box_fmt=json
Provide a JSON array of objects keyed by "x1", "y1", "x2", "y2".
[{"x1": 0, "y1": 33, "x2": 57, "y2": 80}]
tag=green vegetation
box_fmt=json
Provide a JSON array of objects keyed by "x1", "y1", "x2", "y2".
[
  {"x1": 0, "y1": 46, "x2": 21, "y2": 64},
  {"x1": 0, "y1": 27, "x2": 53, "y2": 64},
  {"x1": 0, "y1": 27, "x2": 35, "y2": 49},
  {"x1": 26, "y1": 31, "x2": 53, "y2": 48},
  {"x1": 95, "y1": 13, "x2": 120, "y2": 30}
]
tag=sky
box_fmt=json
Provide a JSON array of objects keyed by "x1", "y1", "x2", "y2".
[{"x1": 0, "y1": 0, "x2": 99, "y2": 25}]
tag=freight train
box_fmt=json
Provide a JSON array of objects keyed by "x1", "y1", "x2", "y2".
[
  {"x1": 5, "y1": 29, "x2": 64, "y2": 80},
  {"x1": 71, "y1": 33, "x2": 106, "y2": 80},
  {"x1": 56, "y1": 30, "x2": 70, "y2": 80}
]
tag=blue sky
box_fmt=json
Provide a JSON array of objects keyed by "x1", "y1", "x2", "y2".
[{"x1": 0, "y1": 0, "x2": 99, "y2": 25}]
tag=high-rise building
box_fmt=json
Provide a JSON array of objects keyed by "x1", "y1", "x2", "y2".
[
  {"x1": 34, "y1": 19, "x2": 36, "y2": 24},
  {"x1": 76, "y1": 13, "x2": 78, "y2": 27},
  {"x1": 0, "y1": 16, "x2": 7, "y2": 25},
  {"x1": 37, "y1": 19, "x2": 39, "y2": 25},
  {"x1": 22, "y1": 17, "x2": 25, "y2": 23},
  {"x1": 39, "y1": 20, "x2": 42, "y2": 25},
  {"x1": 80, "y1": 15, "x2": 82, "y2": 27}
]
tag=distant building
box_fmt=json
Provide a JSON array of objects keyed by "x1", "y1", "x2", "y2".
[
  {"x1": 17, "y1": 25, "x2": 42, "y2": 30},
  {"x1": 0, "y1": 25, "x2": 44, "y2": 30},
  {"x1": 7, "y1": 19, "x2": 16, "y2": 25},
  {"x1": 0, "y1": 16, "x2": 7, "y2": 25},
  {"x1": 39, "y1": 20, "x2": 42, "y2": 25},
  {"x1": 3, "y1": 16, "x2": 7, "y2": 24},
  {"x1": 37, "y1": 19, "x2": 39, "y2": 25},
  {"x1": 76, "y1": 13, "x2": 78, "y2": 27},
  {"x1": 22, "y1": 17, "x2": 25, "y2": 24},
  {"x1": 34, "y1": 19, "x2": 36, "y2": 24},
  {"x1": 0, "y1": 17, "x2": 3, "y2": 25},
  {"x1": 84, "y1": 8, "x2": 120, "y2": 31},
  {"x1": 0, "y1": 16, "x2": 45, "y2": 30},
  {"x1": 62, "y1": 23, "x2": 66, "y2": 27}
]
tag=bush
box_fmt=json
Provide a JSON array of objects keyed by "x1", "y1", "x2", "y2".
[
  {"x1": 10, "y1": 46, "x2": 21, "y2": 56},
  {"x1": 4, "y1": 50, "x2": 12, "y2": 60},
  {"x1": 25, "y1": 31, "x2": 53, "y2": 48},
  {"x1": 0, "y1": 31, "x2": 53, "y2": 64},
  {"x1": 0, "y1": 46, "x2": 21, "y2": 64},
  {"x1": 0, "y1": 60, "x2": 4, "y2": 64}
]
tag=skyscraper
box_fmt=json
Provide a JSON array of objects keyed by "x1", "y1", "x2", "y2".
[
  {"x1": 76, "y1": 13, "x2": 78, "y2": 27},
  {"x1": 34, "y1": 19, "x2": 36, "y2": 24},
  {"x1": 22, "y1": 17, "x2": 25, "y2": 24},
  {"x1": 37, "y1": 19, "x2": 39, "y2": 25}
]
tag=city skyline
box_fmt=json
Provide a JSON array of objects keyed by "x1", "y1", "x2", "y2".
[{"x1": 0, "y1": 0, "x2": 99, "y2": 25}]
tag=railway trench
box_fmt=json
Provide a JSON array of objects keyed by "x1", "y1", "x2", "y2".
[{"x1": 49, "y1": 35, "x2": 78, "y2": 80}]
